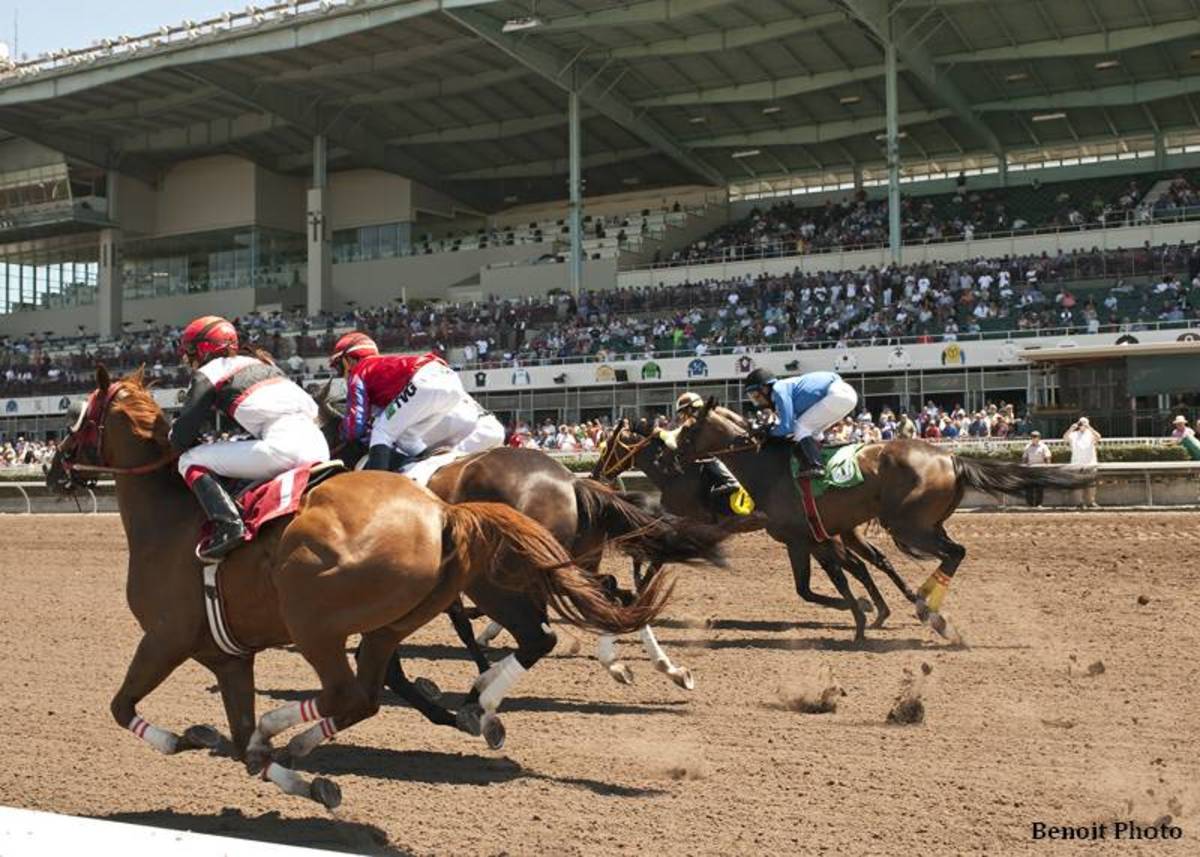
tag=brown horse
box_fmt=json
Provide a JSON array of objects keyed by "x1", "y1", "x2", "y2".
[
  {"x1": 592, "y1": 418, "x2": 916, "y2": 628},
  {"x1": 314, "y1": 394, "x2": 728, "y2": 700},
  {"x1": 45, "y1": 367, "x2": 672, "y2": 810},
  {"x1": 665, "y1": 400, "x2": 1095, "y2": 642}
]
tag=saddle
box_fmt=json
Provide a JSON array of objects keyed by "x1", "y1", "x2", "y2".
[
  {"x1": 197, "y1": 460, "x2": 346, "y2": 558},
  {"x1": 789, "y1": 443, "x2": 866, "y2": 544}
]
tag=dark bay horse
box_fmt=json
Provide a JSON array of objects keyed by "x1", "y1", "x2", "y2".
[
  {"x1": 666, "y1": 401, "x2": 1096, "y2": 642},
  {"x1": 314, "y1": 394, "x2": 728, "y2": 706},
  {"x1": 592, "y1": 418, "x2": 916, "y2": 629},
  {"x1": 46, "y1": 367, "x2": 672, "y2": 809}
]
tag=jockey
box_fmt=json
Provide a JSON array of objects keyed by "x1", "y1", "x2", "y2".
[
  {"x1": 673, "y1": 392, "x2": 742, "y2": 510},
  {"x1": 171, "y1": 316, "x2": 330, "y2": 560},
  {"x1": 330, "y1": 332, "x2": 505, "y2": 472},
  {"x1": 744, "y1": 367, "x2": 859, "y2": 479}
]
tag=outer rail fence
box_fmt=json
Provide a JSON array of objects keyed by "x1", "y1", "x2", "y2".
[{"x1": 5, "y1": 460, "x2": 1197, "y2": 513}]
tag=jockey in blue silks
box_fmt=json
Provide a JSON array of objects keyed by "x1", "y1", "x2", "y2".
[{"x1": 743, "y1": 368, "x2": 859, "y2": 478}]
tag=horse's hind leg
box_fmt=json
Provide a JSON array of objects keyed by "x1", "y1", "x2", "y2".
[
  {"x1": 378, "y1": 648, "x2": 460, "y2": 731},
  {"x1": 891, "y1": 522, "x2": 966, "y2": 642},
  {"x1": 448, "y1": 598, "x2": 492, "y2": 674},
  {"x1": 839, "y1": 548, "x2": 891, "y2": 629},
  {"x1": 845, "y1": 527, "x2": 917, "y2": 605},
  {"x1": 111, "y1": 634, "x2": 216, "y2": 757}
]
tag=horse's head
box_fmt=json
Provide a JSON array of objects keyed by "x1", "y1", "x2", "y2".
[
  {"x1": 662, "y1": 397, "x2": 754, "y2": 462},
  {"x1": 46, "y1": 365, "x2": 170, "y2": 494},
  {"x1": 311, "y1": 379, "x2": 343, "y2": 447},
  {"x1": 592, "y1": 417, "x2": 643, "y2": 481}
]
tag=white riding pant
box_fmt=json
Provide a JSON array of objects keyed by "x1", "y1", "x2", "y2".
[
  {"x1": 792, "y1": 379, "x2": 859, "y2": 441},
  {"x1": 179, "y1": 416, "x2": 330, "y2": 481},
  {"x1": 370, "y1": 361, "x2": 503, "y2": 457}
]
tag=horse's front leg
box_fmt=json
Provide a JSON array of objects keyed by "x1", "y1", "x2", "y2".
[
  {"x1": 784, "y1": 538, "x2": 855, "y2": 611},
  {"x1": 111, "y1": 633, "x2": 220, "y2": 757}
]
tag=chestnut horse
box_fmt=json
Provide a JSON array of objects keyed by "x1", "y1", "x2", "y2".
[
  {"x1": 314, "y1": 393, "x2": 728, "y2": 703},
  {"x1": 666, "y1": 400, "x2": 1095, "y2": 642},
  {"x1": 592, "y1": 418, "x2": 916, "y2": 628},
  {"x1": 46, "y1": 367, "x2": 672, "y2": 810}
]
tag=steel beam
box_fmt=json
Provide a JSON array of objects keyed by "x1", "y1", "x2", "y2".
[
  {"x1": 638, "y1": 65, "x2": 887, "y2": 107},
  {"x1": 448, "y1": 147, "x2": 656, "y2": 180},
  {"x1": 446, "y1": 8, "x2": 726, "y2": 186},
  {"x1": 568, "y1": 91, "x2": 583, "y2": 297},
  {"x1": 842, "y1": 0, "x2": 1003, "y2": 157},
  {"x1": 936, "y1": 19, "x2": 1200, "y2": 64},
  {"x1": 0, "y1": 110, "x2": 160, "y2": 185},
  {"x1": 390, "y1": 111, "x2": 592, "y2": 144},
  {"x1": 348, "y1": 67, "x2": 530, "y2": 106},
  {"x1": 537, "y1": 0, "x2": 740, "y2": 33},
  {"x1": 976, "y1": 76, "x2": 1200, "y2": 111},
  {"x1": 885, "y1": 29, "x2": 901, "y2": 266},
  {"x1": 688, "y1": 108, "x2": 954, "y2": 147},
  {"x1": 594, "y1": 13, "x2": 847, "y2": 61}
]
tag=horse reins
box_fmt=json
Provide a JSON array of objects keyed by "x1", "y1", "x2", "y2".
[
  {"x1": 61, "y1": 384, "x2": 179, "y2": 479},
  {"x1": 596, "y1": 421, "x2": 654, "y2": 480}
]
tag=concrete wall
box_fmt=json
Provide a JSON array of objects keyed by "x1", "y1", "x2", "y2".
[
  {"x1": 155, "y1": 156, "x2": 256, "y2": 235},
  {"x1": 328, "y1": 169, "x2": 412, "y2": 230},
  {"x1": 412, "y1": 182, "x2": 469, "y2": 220},
  {"x1": 255, "y1": 168, "x2": 306, "y2": 234},
  {"x1": 330, "y1": 241, "x2": 554, "y2": 305},
  {"x1": 479, "y1": 256, "x2": 618, "y2": 299},
  {"x1": 0, "y1": 138, "x2": 64, "y2": 172},
  {"x1": 0, "y1": 303, "x2": 95, "y2": 338},
  {"x1": 127, "y1": 287, "x2": 259, "y2": 328},
  {"x1": 114, "y1": 173, "x2": 157, "y2": 236},
  {"x1": 491, "y1": 184, "x2": 725, "y2": 230}
]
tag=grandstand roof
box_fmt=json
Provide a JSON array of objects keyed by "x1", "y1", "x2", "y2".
[{"x1": 1, "y1": 0, "x2": 1199, "y2": 211}]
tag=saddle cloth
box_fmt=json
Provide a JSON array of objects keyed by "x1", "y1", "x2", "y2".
[
  {"x1": 198, "y1": 460, "x2": 346, "y2": 554},
  {"x1": 352, "y1": 447, "x2": 469, "y2": 488},
  {"x1": 790, "y1": 443, "x2": 866, "y2": 498}
]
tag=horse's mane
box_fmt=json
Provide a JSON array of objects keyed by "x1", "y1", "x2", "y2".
[{"x1": 112, "y1": 369, "x2": 167, "y2": 441}]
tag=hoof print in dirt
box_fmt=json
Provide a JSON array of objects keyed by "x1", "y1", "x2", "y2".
[
  {"x1": 778, "y1": 665, "x2": 845, "y2": 714},
  {"x1": 1086, "y1": 660, "x2": 1106, "y2": 677}
]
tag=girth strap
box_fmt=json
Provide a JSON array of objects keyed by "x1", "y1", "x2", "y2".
[{"x1": 203, "y1": 563, "x2": 253, "y2": 657}]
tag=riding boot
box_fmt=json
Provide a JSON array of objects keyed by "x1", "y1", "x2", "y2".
[
  {"x1": 192, "y1": 473, "x2": 246, "y2": 560},
  {"x1": 701, "y1": 458, "x2": 740, "y2": 513},
  {"x1": 792, "y1": 436, "x2": 824, "y2": 480},
  {"x1": 364, "y1": 444, "x2": 396, "y2": 471}
]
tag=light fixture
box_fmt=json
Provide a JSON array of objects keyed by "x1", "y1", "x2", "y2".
[
  {"x1": 731, "y1": 149, "x2": 761, "y2": 159},
  {"x1": 502, "y1": 16, "x2": 544, "y2": 33},
  {"x1": 1094, "y1": 59, "x2": 1120, "y2": 70},
  {"x1": 838, "y1": 94, "x2": 861, "y2": 105},
  {"x1": 1005, "y1": 71, "x2": 1029, "y2": 82},
  {"x1": 621, "y1": 177, "x2": 641, "y2": 185},
  {"x1": 874, "y1": 131, "x2": 908, "y2": 140},
  {"x1": 1032, "y1": 112, "x2": 1067, "y2": 122},
  {"x1": 688, "y1": 115, "x2": 707, "y2": 124},
  {"x1": 503, "y1": 195, "x2": 519, "y2": 203},
  {"x1": 762, "y1": 105, "x2": 782, "y2": 115}
]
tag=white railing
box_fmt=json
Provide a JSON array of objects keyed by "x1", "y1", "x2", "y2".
[{"x1": 0, "y1": 481, "x2": 102, "y2": 513}]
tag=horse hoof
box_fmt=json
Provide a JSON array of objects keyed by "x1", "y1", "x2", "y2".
[
  {"x1": 857, "y1": 597, "x2": 875, "y2": 614},
  {"x1": 871, "y1": 611, "x2": 891, "y2": 629},
  {"x1": 181, "y1": 724, "x2": 223, "y2": 751},
  {"x1": 607, "y1": 663, "x2": 635, "y2": 685},
  {"x1": 456, "y1": 703, "x2": 484, "y2": 737},
  {"x1": 669, "y1": 667, "x2": 696, "y2": 691},
  {"x1": 310, "y1": 777, "x2": 342, "y2": 811},
  {"x1": 413, "y1": 677, "x2": 442, "y2": 702},
  {"x1": 481, "y1": 713, "x2": 506, "y2": 750},
  {"x1": 564, "y1": 635, "x2": 582, "y2": 655},
  {"x1": 914, "y1": 599, "x2": 931, "y2": 623}
]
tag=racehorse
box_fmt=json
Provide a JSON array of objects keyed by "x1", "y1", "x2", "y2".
[
  {"x1": 45, "y1": 367, "x2": 673, "y2": 809},
  {"x1": 313, "y1": 391, "x2": 728, "y2": 710},
  {"x1": 592, "y1": 417, "x2": 917, "y2": 629},
  {"x1": 664, "y1": 400, "x2": 1096, "y2": 642}
]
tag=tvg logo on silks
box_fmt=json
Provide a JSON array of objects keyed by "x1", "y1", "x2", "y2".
[{"x1": 384, "y1": 382, "x2": 418, "y2": 418}]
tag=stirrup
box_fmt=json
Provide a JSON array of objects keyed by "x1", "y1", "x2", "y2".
[{"x1": 196, "y1": 524, "x2": 246, "y2": 561}]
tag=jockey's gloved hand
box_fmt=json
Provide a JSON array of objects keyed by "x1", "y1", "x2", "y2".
[{"x1": 748, "y1": 411, "x2": 779, "y2": 438}]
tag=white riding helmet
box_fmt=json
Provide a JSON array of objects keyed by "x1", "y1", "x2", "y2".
[{"x1": 675, "y1": 392, "x2": 704, "y2": 414}]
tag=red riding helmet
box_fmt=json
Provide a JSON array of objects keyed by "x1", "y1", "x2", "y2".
[
  {"x1": 179, "y1": 315, "x2": 238, "y2": 363},
  {"x1": 329, "y1": 332, "x2": 379, "y2": 368}
]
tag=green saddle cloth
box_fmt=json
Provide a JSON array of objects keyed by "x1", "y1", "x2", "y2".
[
  {"x1": 1182, "y1": 435, "x2": 1200, "y2": 461},
  {"x1": 790, "y1": 443, "x2": 866, "y2": 497}
]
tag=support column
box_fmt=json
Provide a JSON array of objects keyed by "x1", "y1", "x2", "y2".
[
  {"x1": 998, "y1": 153, "x2": 1008, "y2": 186},
  {"x1": 853, "y1": 165, "x2": 864, "y2": 193},
  {"x1": 97, "y1": 171, "x2": 122, "y2": 338},
  {"x1": 885, "y1": 26, "x2": 901, "y2": 267},
  {"x1": 1154, "y1": 133, "x2": 1166, "y2": 170},
  {"x1": 306, "y1": 135, "x2": 332, "y2": 316},
  {"x1": 568, "y1": 89, "x2": 584, "y2": 297}
]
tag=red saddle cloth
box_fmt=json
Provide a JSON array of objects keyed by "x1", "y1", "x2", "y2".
[{"x1": 198, "y1": 462, "x2": 343, "y2": 556}]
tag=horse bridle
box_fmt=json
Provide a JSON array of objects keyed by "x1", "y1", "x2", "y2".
[
  {"x1": 57, "y1": 383, "x2": 178, "y2": 487},
  {"x1": 592, "y1": 418, "x2": 655, "y2": 481}
]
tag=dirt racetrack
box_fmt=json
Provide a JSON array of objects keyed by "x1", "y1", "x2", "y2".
[{"x1": 0, "y1": 511, "x2": 1197, "y2": 855}]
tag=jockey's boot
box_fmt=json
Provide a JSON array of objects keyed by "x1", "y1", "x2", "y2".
[
  {"x1": 702, "y1": 458, "x2": 741, "y2": 511},
  {"x1": 792, "y1": 436, "x2": 825, "y2": 480},
  {"x1": 365, "y1": 444, "x2": 396, "y2": 471},
  {"x1": 192, "y1": 474, "x2": 246, "y2": 560}
]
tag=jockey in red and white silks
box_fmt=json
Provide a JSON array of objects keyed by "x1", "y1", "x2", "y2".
[
  {"x1": 330, "y1": 332, "x2": 505, "y2": 474},
  {"x1": 171, "y1": 315, "x2": 329, "y2": 559}
]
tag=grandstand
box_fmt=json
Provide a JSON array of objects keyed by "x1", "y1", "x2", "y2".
[{"x1": 1, "y1": 0, "x2": 1200, "y2": 440}]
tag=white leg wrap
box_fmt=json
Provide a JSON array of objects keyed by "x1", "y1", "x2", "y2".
[
  {"x1": 477, "y1": 654, "x2": 527, "y2": 713},
  {"x1": 597, "y1": 634, "x2": 619, "y2": 666},
  {"x1": 259, "y1": 698, "x2": 321, "y2": 740},
  {"x1": 128, "y1": 715, "x2": 178, "y2": 755},
  {"x1": 262, "y1": 761, "x2": 311, "y2": 797},
  {"x1": 287, "y1": 717, "x2": 337, "y2": 759},
  {"x1": 476, "y1": 621, "x2": 503, "y2": 646},
  {"x1": 639, "y1": 626, "x2": 673, "y2": 669}
]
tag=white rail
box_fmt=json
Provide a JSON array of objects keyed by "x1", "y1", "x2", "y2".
[{"x1": 0, "y1": 481, "x2": 102, "y2": 513}]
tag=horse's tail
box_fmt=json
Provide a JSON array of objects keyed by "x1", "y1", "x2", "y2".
[
  {"x1": 953, "y1": 455, "x2": 1096, "y2": 497},
  {"x1": 443, "y1": 501, "x2": 673, "y2": 636},
  {"x1": 573, "y1": 478, "x2": 729, "y2": 568}
]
